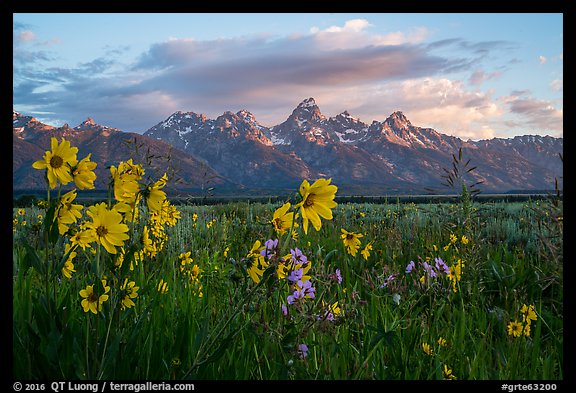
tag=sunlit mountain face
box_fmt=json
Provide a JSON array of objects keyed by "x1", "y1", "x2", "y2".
[{"x1": 14, "y1": 99, "x2": 563, "y2": 195}]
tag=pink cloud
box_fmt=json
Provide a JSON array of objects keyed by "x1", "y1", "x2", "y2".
[
  {"x1": 17, "y1": 30, "x2": 36, "y2": 43},
  {"x1": 468, "y1": 69, "x2": 503, "y2": 86},
  {"x1": 501, "y1": 92, "x2": 562, "y2": 135},
  {"x1": 311, "y1": 19, "x2": 429, "y2": 50}
]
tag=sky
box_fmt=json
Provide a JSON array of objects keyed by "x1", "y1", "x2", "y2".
[{"x1": 13, "y1": 13, "x2": 563, "y2": 140}]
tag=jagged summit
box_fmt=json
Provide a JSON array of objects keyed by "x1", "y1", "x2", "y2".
[
  {"x1": 13, "y1": 106, "x2": 563, "y2": 194},
  {"x1": 80, "y1": 117, "x2": 96, "y2": 126},
  {"x1": 237, "y1": 109, "x2": 255, "y2": 118},
  {"x1": 385, "y1": 111, "x2": 412, "y2": 129},
  {"x1": 298, "y1": 97, "x2": 317, "y2": 108},
  {"x1": 334, "y1": 110, "x2": 362, "y2": 123},
  {"x1": 289, "y1": 97, "x2": 326, "y2": 123},
  {"x1": 72, "y1": 117, "x2": 117, "y2": 132}
]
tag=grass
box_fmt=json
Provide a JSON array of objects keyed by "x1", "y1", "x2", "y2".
[{"x1": 12, "y1": 197, "x2": 563, "y2": 380}]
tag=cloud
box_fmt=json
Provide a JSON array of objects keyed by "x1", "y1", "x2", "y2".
[
  {"x1": 502, "y1": 91, "x2": 563, "y2": 134},
  {"x1": 12, "y1": 24, "x2": 58, "y2": 67},
  {"x1": 550, "y1": 79, "x2": 563, "y2": 92},
  {"x1": 468, "y1": 69, "x2": 502, "y2": 86},
  {"x1": 17, "y1": 30, "x2": 36, "y2": 43},
  {"x1": 382, "y1": 77, "x2": 503, "y2": 140},
  {"x1": 133, "y1": 44, "x2": 455, "y2": 95},
  {"x1": 310, "y1": 19, "x2": 429, "y2": 50},
  {"x1": 539, "y1": 55, "x2": 547, "y2": 64},
  {"x1": 278, "y1": 77, "x2": 504, "y2": 140},
  {"x1": 13, "y1": 18, "x2": 561, "y2": 139},
  {"x1": 101, "y1": 26, "x2": 472, "y2": 128},
  {"x1": 316, "y1": 18, "x2": 373, "y2": 33},
  {"x1": 128, "y1": 20, "x2": 507, "y2": 108},
  {"x1": 13, "y1": 48, "x2": 54, "y2": 65}
]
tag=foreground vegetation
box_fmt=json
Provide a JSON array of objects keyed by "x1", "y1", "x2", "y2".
[{"x1": 12, "y1": 137, "x2": 562, "y2": 380}]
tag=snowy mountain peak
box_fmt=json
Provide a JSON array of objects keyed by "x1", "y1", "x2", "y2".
[
  {"x1": 76, "y1": 117, "x2": 97, "y2": 128},
  {"x1": 73, "y1": 117, "x2": 118, "y2": 132},
  {"x1": 159, "y1": 111, "x2": 208, "y2": 130},
  {"x1": 290, "y1": 97, "x2": 326, "y2": 122},
  {"x1": 386, "y1": 111, "x2": 411, "y2": 129},
  {"x1": 236, "y1": 109, "x2": 259, "y2": 124},
  {"x1": 335, "y1": 110, "x2": 361, "y2": 123},
  {"x1": 298, "y1": 97, "x2": 317, "y2": 108}
]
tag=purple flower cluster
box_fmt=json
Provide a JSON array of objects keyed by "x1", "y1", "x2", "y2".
[
  {"x1": 405, "y1": 257, "x2": 451, "y2": 280},
  {"x1": 335, "y1": 268, "x2": 342, "y2": 284},
  {"x1": 379, "y1": 273, "x2": 397, "y2": 288},
  {"x1": 321, "y1": 309, "x2": 336, "y2": 321},
  {"x1": 287, "y1": 268, "x2": 303, "y2": 283},
  {"x1": 260, "y1": 239, "x2": 279, "y2": 259},
  {"x1": 423, "y1": 261, "x2": 437, "y2": 278},
  {"x1": 405, "y1": 261, "x2": 416, "y2": 273},
  {"x1": 435, "y1": 257, "x2": 450, "y2": 274},
  {"x1": 287, "y1": 279, "x2": 315, "y2": 304},
  {"x1": 329, "y1": 268, "x2": 342, "y2": 284},
  {"x1": 290, "y1": 247, "x2": 307, "y2": 264}
]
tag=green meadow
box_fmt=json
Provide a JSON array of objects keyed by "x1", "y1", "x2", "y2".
[{"x1": 13, "y1": 194, "x2": 563, "y2": 380}]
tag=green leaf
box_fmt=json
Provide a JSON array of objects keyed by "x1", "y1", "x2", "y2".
[
  {"x1": 24, "y1": 243, "x2": 46, "y2": 275},
  {"x1": 204, "y1": 324, "x2": 242, "y2": 365},
  {"x1": 43, "y1": 200, "x2": 61, "y2": 244},
  {"x1": 55, "y1": 244, "x2": 77, "y2": 274},
  {"x1": 324, "y1": 249, "x2": 339, "y2": 264}
]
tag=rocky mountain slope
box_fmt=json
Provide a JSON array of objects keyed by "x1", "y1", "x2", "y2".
[
  {"x1": 13, "y1": 99, "x2": 563, "y2": 195},
  {"x1": 13, "y1": 111, "x2": 231, "y2": 193},
  {"x1": 143, "y1": 98, "x2": 563, "y2": 194}
]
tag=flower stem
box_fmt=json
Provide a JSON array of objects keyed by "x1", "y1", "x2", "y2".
[
  {"x1": 183, "y1": 271, "x2": 272, "y2": 378},
  {"x1": 95, "y1": 243, "x2": 102, "y2": 277},
  {"x1": 97, "y1": 306, "x2": 115, "y2": 380},
  {"x1": 85, "y1": 314, "x2": 91, "y2": 379}
]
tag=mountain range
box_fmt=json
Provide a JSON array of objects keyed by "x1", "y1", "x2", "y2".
[
  {"x1": 13, "y1": 98, "x2": 563, "y2": 195},
  {"x1": 13, "y1": 112, "x2": 230, "y2": 193}
]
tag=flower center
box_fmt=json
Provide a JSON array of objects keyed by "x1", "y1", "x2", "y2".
[
  {"x1": 303, "y1": 194, "x2": 315, "y2": 208},
  {"x1": 50, "y1": 155, "x2": 64, "y2": 169},
  {"x1": 88, "y1": 292, "x2": 98, "y2": 303},
  {"x1": 273, "y1": 217, "x2": 283, "y2": 229},
  {"x1": 96, "y1": 225, "x2": 108, "y2": 238}
]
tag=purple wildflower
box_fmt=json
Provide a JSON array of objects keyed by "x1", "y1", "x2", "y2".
[
  {"x1": 322, "y1": 310, "x2": 335, "y2": 321},
  {"x1": 405, "y1": 260, "x2": 416, "y2": 274},
  {"x1": 423, "y1": 261, "x2": 437, "y2": 278},
  {"x1": 290, "y1": 247, "x2": 308, "y2": 264},
  {"x1": 287, "y1": 279, "x2": 315, "y2": 304},
  {"x1": 435, "y1": 257, "x2": 450, "y2": 275},
  {"x1": 335, "y1": 268, "x2": 342, "y2": 284},
  {"x1": 299, "y1": 279, "x2": 316, "y2": 299},
  {"x1": 379, "y1": 273, "x2": 397, "y2": 288},
  {"x1": 260, "y1": 239, "x2": 279, "y2": 258},
  {"x1": 287, "y1": 268, "x2": 303, "y2": 283},
  {"x1": 287, "y1": 288, "x2": 304, "y2": 305},
  {"x1": 297, "y1": 343, "x2": 308, "y2": 359},
  {"x1": 281, "y1": 303, "x2": 288, "y2": 316}
]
